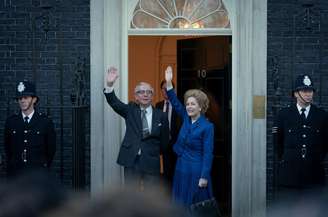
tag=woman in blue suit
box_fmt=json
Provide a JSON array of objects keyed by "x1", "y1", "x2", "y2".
[{"x1": 165, "y1": 66, "x2": 214, "y2": 207}]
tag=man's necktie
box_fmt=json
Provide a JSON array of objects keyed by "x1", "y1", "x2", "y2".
[
  {"x1": 165, "y1": 101, "x2": 170, "y2": 113},
  {"x1": 300, "y1": 108, "x2": 306, "y2": 121},
  {"x1": 165, "y1": 101, "x2": 172, "y2": 131},
  {"x1": 24, "y1": 116, "x2": 29, "y2": 124},
  {"x1": 141, "y1": 110, "x2": 149, "y2": 138}
]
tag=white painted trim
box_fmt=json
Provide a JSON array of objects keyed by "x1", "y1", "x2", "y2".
[
  {"x1": 90, "y1": 0, "x2": 105, "y2": 195},
  {"x1": 91, "y1": 0, "x2": 125, "y2": 196},
  {"x1": 231, "y1": 0, "x2": 267, "y2": 217},
  {"x1": 102, "y1": 0, "x2": 125, "y2": 190},
  {"x1": 127, "y1": 0, "x2": 233, "y2": 36},
  {"x1": 128, "y1": 28, "x2": 232, "y2": 35}
]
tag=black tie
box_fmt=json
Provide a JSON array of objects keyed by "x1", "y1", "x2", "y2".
[
  {"x1": 165, "y1": 101, "x2": 171, "y2": 131},
  {"x1": 24, "y1": 116, "x2": 29, "y2": 124},
  {"x1": 165, "y1": 101, "x2": 170, "y2": 113},
  {"x1": 300, "y1": 108, "x2": 306, "y2": 120},
  {"x1": 141, "y1": 110, "x2": 149, "y2": 138}
]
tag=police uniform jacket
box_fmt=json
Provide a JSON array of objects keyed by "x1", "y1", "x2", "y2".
[
  {"x1": 273, "y1": 104, "x2": 328, "y2": 187},
  {"x1": 4, "y1": 112, "x2": 56, "y2": 176}
]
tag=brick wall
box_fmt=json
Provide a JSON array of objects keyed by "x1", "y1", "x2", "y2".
[
  {"x1": 0, "y1": 0, "x2": 90, "y2": 189},
  {"x1": 267, "y1": 0, "x2": 328, "y2": 201}
]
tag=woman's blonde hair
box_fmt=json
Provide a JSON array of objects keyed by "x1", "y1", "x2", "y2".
[{"x1": 184, "y1": 89, "x2": 209, "y2": 114}]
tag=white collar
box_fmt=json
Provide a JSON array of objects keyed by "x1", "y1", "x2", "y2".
[
  {"x1": 22, "y1": 110, "x2": 35, "y2": 120},
  {"x1": 296, "y1": 104, "x2": 310, "y2": 113},
  {"x1": 141, "y1": 105, "x2": 152, "y2": 114}
]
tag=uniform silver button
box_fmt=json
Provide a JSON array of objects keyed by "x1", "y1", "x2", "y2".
[
  {"x1": 302, "y1": 134, "x2": 306, "y2": 138},
  {"x1": 24, "y1": 140, "x2": 27, "y2": 143},
  {"x1": 302, "y1": 144, "x2": 306, "y2": 147},
  {"x1": 24, "y1": 130, "x2": 28, "y2": 133},
  {"x1": 288, "y1": 129, "x2": 292, "y2": 133},
  {"x1": 303, "y1": 125, "x2": 306, "y2": 128},
  {"x1": 23, "y1": 149, "x2": 27, "y2": 162}
]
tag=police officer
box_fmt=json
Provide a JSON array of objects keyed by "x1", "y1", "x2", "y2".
[
  {"x1": 272, "y1": 74, "x2": 328, "y2": 192},
  {"x1": 4, "y1": 81, "x2": 56, "y2": 177}
]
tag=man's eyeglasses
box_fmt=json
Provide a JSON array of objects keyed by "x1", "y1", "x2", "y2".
[{"x1": 136, "y1": 90, "x2": 153, "y2": 95}]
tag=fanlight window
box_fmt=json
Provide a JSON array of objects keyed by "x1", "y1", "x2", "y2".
[{"x1": 131, "y1": 0, "x2": 230, "y2": 29}]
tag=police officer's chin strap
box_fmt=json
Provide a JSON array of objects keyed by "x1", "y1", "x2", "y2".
[{"x1": 297, "y1": 91, "x2": 312, "y2": 106}]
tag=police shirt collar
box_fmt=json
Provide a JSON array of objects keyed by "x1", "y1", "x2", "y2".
[
  {"x1": 296, "y1": 103, "x2": 310, "y2": 114},
  {"x1": 22, "y1": 110, "x2": 35, "y2": 121}
]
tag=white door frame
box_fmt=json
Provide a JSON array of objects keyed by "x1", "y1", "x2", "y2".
[{"x1": 90, "y1": 1, "x2": 267, "y2": 217}]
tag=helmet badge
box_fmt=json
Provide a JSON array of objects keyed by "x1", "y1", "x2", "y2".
[
  {"x1": 303, "y1": 76, "x2": 311, "y2": 86},
  {"x1": 17, "y1": 82, "x2": 26, "y2": 93}
]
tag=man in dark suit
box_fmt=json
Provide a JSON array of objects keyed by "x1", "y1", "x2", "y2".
[
  {"x1": 103, "y1": 67, "x2": 169, "y2": 190},
  {"x1": 271, "y1": 74, "x2": 328, "y2": 215},
  {"x1": 155, "y1": 80, "x2": 179, "y2": 188},
  {"x1": 4, "y1": 81, "x2": 56, "y2": 177}
]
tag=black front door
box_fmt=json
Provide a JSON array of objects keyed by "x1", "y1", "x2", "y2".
[{"x1": 177, "y1": 36, "x2": 232, "y2": 216}]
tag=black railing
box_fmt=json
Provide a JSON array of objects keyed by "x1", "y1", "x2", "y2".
[{"x1": 72, "y1": 106, "x2": 88, "y2": 190}]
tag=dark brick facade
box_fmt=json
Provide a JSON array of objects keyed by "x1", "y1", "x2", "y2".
[
  {"x1": 0, "y1": 0, "x2": 90, "y2": 189},
  {"x1": 267, "y1": 0, "x2": 328, "y2": 201}
]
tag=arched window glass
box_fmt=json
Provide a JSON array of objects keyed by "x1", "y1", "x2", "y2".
[{"x1": 131, "y1": 0, "x2": 230, "y2": 29}]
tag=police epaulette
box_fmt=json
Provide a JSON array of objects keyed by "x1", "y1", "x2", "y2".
[
  {"x1": 38, "y1": 112, "x2": 48, "y2": 117},
  {"x1": 280, "y1": 104, "x2": 291, "y2": 110},
  {"x1": 276, "y1": 105, "x2": 287, "y2": 111}
]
